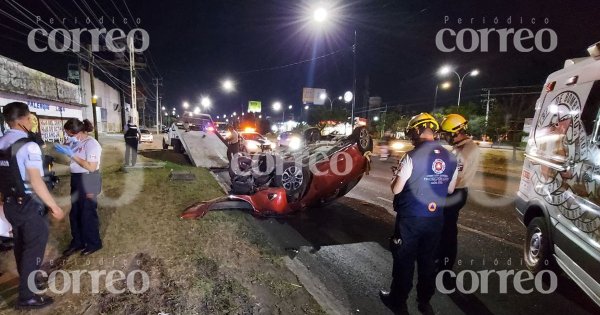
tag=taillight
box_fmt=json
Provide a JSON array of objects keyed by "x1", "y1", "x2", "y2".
[{"x1": 545, "y1": 81, "x2": 556, "y2": 92}]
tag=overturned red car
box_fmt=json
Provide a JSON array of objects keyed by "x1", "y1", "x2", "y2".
[{"x1": 181, "y1": 126, "x2": 373, "y2": 219}]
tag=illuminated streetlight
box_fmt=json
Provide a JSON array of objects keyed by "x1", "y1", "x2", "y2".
[
  {"x1": 304, "y1": 105, "x2": 309, "y2": 110},
  {"x1": 232, "y1": 112, "x2": 237, "y2": 116},
  {"x1": 288, "y1": 105, "x2": 293, "y2": 110},
  {"x1": 193, "y1": 106, "x2": 201, "y2": 115},
  {"x1": 183, "y1": 102, "x2": 189, "y2": 109},
  {"x1": 272, "y1": 102, "x2": 282, "y2": 111},
  {"x1": 161, "y1": 106, "x2": 165, "y2": 110},
  {"x1": 222, "y1": 79, "x2": 235, "y2": 92},
  {"x1": 433, "y1": 81, "x2": 452, "y2": 111},
  {"x1": 313, "y1": 7, "x2": 328, "y2": 23},
  {"x1": 438, "y1": 65, "x2": 480, "y2": 107},
  {"x1": 374, "y1": 116, "x2": 379, "y2": 121},
  {"x1": 200, "y1": 96, "x2": 211, "y2": 109},
  {"x1": 223, "y1": 114, "x2": 227, "y2": 118}
]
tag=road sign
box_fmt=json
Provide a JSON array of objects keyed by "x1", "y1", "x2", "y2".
[
  {"x1": 302, "y1": 88, "x2": 326, "y2": 105},
  {"x1": 248, "y1": 101, "x2": 262, "y2": 113}
]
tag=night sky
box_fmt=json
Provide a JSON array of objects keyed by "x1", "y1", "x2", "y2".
[{"x1": 1, "y1": 0, "x2": 599, "y2": 117}]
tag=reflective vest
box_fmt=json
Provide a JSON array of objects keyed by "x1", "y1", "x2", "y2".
[{"x1": 393, "y1": 141, "x2": 457, "y2": 217}]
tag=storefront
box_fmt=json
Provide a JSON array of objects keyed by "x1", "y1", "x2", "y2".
[{"x1": 0, "y1": 94, "x2": 84, "y2": 142}]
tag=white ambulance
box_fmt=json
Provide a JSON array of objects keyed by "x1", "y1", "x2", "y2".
[{"x1": 516, "y1": 42, "x2": 600, "y2": 307}]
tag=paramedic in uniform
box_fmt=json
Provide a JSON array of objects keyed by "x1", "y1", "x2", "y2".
[
  {"x1": 54, "y1": 118, "x2": 103, "y2": 256},
  {"x1": 0, "y1": 102, "x2": 64, "y2": 309},
  {"x1": 379, "y1": 113, "x2": 457, "y2": 314},
  {"x1": 437, "y1": 114, "x2": 480, "y2": 279}
]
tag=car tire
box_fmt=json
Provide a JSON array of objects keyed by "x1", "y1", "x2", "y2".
[
  {"x1": 273, "y1": 162, "x2": 311, "y2": 202},
  {"x1": 352, "y1": 126, "x2": 373, "y2": 153},
  {"x1": 162, "y1": 139, "x2": 169, "y2": 150},
  {"x1": 524, "y1": 216, "x2": 556, "y2": 274}
]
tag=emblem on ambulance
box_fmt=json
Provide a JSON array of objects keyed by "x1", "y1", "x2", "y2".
[{"x1": 432, "y1": 159, "x2": 446, "y2": 175}]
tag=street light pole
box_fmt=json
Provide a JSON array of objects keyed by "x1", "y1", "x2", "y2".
[{"x1": 351, "y1": 29, "x2": 357, "y2": 129}]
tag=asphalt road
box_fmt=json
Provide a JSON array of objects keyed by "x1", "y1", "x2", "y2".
[{"x1": 210, "y1": 147, "x2": 599, "y2": 314}]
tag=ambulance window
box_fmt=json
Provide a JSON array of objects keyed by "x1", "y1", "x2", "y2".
[{"x1": 582, "y1": 81, "x2": 600, "y2": 136}]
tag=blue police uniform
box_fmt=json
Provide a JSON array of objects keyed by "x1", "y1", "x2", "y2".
[
  {"x1": 0, "y1": 129, "x2": 49, "y2": 301},
  {"x1": 390, "y1": 140, "x2": 457, "y2": 304}
]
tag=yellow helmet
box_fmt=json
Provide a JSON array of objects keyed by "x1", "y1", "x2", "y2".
[
  {"x1": 406, "y1": 113, "x2": 439, "y2": 132},
  {"x1": 441, "y1": 114, "x2": 468, "y2": 133}
]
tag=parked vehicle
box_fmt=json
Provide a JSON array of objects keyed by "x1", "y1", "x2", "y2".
[
  {"x1": 240, "y1": 131, "x2": 274, "y2": 154},
  {"x1": 515, "y1": 41, "x2": 600, "y2": 307},
  {"x1": 139, "y1": 129, "x2": 154, "y2": 143}
]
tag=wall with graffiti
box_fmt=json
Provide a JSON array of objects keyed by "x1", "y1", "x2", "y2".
[{"x1": 0, "y1": 55, "x2": 81, "y2": 104}]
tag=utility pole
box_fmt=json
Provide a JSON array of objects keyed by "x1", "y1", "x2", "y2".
[
  {"x1": 351, "y1": 29, "x2": 357, "y2": 130},
  {"x1": 153, "y1": 78, "x2": 163, "y2": 134},
  {"x1": 87, "y1": 45, "x2": 99, "y2": 140},
  {"x1": 128, "y1": 37, "x2": 139, "y2": 126},
  {"x1": 484, "y1": 88, "x2": 491, "y2": 133}
]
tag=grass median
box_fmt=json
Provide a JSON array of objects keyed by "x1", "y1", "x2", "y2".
[{"x1": 0, "y1": 137, "x2": 323, "y2": 314}]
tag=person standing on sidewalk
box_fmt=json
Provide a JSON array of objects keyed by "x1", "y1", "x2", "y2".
[
  {"x1": 54, "y1": 118, "x2": 103, "y2": 257},
  {"x1": 379, "y1": 113, "x2": 457, "y2": 314},
  {"x1": 436, "y1": 114, "x2": 480, "y2": 282},
  {"x1": 124, "y1": 120, "x2": 141, "y2": 166},
  {"x1": 0, "y1": 102, "x2": 65, "y2": 309}
]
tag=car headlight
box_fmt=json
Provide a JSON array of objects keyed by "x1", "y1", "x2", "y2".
[
  {"x1": 391, "y1": 142, "x2": 404, "y2": 150},
  {"x1": 247, "y1": 141, "x2": 258, "y2": 149},
  {"x1": 289, "y1": 137, "x2": 301, "y2": 150}
]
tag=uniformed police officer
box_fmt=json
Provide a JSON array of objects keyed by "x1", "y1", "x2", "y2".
[
  {"x1": 380, "y1": 113, "x2": 457, "y2": 314},
  {"x1": 437, "y1": 114, "x2": 480, "y2": 281},
  {"x1": 0, "y1": 102, "x2": 65, "y2": 309},
  {"x1": 54, "y1": 118, "x2": 103, "y2": 256},
  {"x1": 124, "y1": 120, "x2": 141, "y2": 166}
]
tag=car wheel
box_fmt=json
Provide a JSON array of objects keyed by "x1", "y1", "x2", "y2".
[
  {"x1": 274, "y1": 162, "x2": 310, "y2": 201},
  {"x1": 524, "y1": 217, "x2": 556, "y2": 273},
  {"x1": 352, "y1": 126, "x2": 373, "y2": 153},
  {"x1": 162, "y1": 139, "x2": 169, "y2": 150}
]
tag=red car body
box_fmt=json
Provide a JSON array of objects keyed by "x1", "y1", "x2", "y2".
[{"x1": 181, "y1": 127, "x2": 372, "y2": 219}]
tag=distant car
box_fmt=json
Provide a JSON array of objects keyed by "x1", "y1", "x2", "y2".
[
  {"x1": 215, "y1": 122, "x2": 229, "y2": 138},
  {"x1": 240, "y1": 132, "x2": 274, "y2": 154},
  {"x1": 139, "y1": 129, "x2": 154, "y2": 143},
  {"x1": 277, "y1": 132, "x2": 302, "y2": 150}
]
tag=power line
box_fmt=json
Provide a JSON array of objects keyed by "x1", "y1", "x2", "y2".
[{"x1": 234, "y1": 47, "x2": 351, "y2": 74}]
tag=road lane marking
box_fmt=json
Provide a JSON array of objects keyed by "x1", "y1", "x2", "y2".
[
  {"x1": 457, "y1": 224, "x2": 521, "y2": 249},
  {"x1": 377, "y1": 197, "x2": 393, "y2": 203},
  {"x1": 471, "y1": 189, "x2": 513, "y2": 199}
]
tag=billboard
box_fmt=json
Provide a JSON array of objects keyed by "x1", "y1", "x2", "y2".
[
  {"x1": 248, "y1": 101, "x2": 262, "y2": 113},
  {"x1": 302, "y1": 88, "x2": 326, "y2": 105}
]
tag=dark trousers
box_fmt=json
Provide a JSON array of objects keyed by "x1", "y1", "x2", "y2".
[
  {"x1": 69, "y1": 175, "x2": 102, "y2": 250},
  {"x1": 227, "y1": 142, "x2": 239, "y2": 162},
  {"x1": 125, "y1": 139, "x2": 138, "y2": 166},
  {"x1": 437, "y1": 188, "x2": 469, "y2": 271},
  {"x1": 3, "y1": 197, "x2": 48, "y2": 300},
  {"x1": 390, "y1": 216, "x2": 443, "y2": 304}
]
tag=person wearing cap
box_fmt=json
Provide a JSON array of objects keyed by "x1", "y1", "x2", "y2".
[
  {"x1": 0, "y1": 102, "x2": 65, "y2": 309},
  {"x1": 437, "y1": 114, "x2": 480, "y2": 283},
  {"x1": 380, "y1": 113, "x2": 458, "y2": 314}
]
